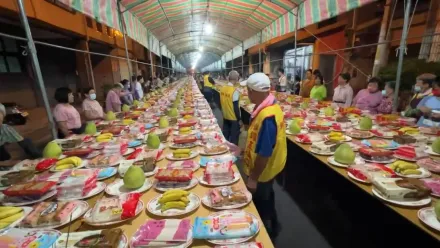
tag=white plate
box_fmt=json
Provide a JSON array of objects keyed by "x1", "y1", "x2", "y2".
[
  {"x1": 327, "y1": 156, "x2": 365, "y2": 168},
  {"x1": 391, "y1": 167, "x2": 432, "y2": 179},
  {"x1": 154, "y1": 178, "x2": 199, "y2": 192},
  {"x1": 0, "y1": 190, "x2": 57, "y2": 206},
  {"x1": 286, "y1": 129, "x2": 308, "y2": 135},
  {"x1": 123, "y1": 148, "x2": 135, "y2": 156},
  {"x1": 105, "y1": 179, "x2": 152, "y2": 196},
  {"x1": 425, "y1": 146, "x2": 440, "y2": 156},
  {"x1": 201, "y1": 190, "x2": 252, "y2": 210},
  {"x1": 310, "y1": 148, "x2": 334, "y2": 156},
  {"x1": 50, "y1": 160, "x2": 88, "y2": 172},
  {"x1": 83, "y1": 200, "x2": 144, "y2": 226},
  {"x1": 98, "y1": 167, "x2": 117, "y2": 180},
  {"x1": 347, "y1": 171, "x2": 370, "y2": 184},
  {"x1": 119, "y1": 161, "x2": 159, "y2": 177},
  {"x1": 363, "y1": 157, "x2": 396, "y2": 164},
  {"x1": 147, "y1": 193, "x2": 200, "y2": 217},
  {"x1": 324, "y1": 135, "x2": 352, "y2": 142},
  {"x1": 199, "y1": 147, "x2": 229, "y2": 156},
  {"x1": 55, "y1": 231, "x2": 128, "y2": 248},
  {"x1": 206, "y1": 210, "x2": 260, "y2": 245},
  {"x1": 85, "y1": 151, "x2": 101, "y2": 159},
  {"x1": 418, "y1": 207, "x2": 440, "y2": 232},
  {"x1": 57, "y1": 182, "x2": 106, "y2": 201},
  {"x1": 198, "y1": 172, "x2": 241, "y2": 187},
  {"x1": 20, "y1": 200, "x2": 89, "y2": 230},
  {"x1": 393, "y1": 154, "x2": 421, "y2": 162},
  {"x1": 372, "y1": 188, "x2": 431, "y2": 207},
  {"x1": 12, "y1": 159, "x2": 43, "y2": 171},
  {"x1": 0, "y1": 206, "x2": 32, "y2": 232},
  {"x1": 169, "y1": 143, "x2": 199, "y2": 149},
  {"x1": 166, "y1": 151, "x2": 199, "y2": 161}
]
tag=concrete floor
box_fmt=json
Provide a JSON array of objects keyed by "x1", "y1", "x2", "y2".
[{"x1": 212, "y1": 106, "x2": 332, "y2": 248}]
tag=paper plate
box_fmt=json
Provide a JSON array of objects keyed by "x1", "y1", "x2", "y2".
[
  {"x1": 54, "y1": 231, "x2": 128, "y2": 248},
  {"x1": 425, "y1": 146, "x2": 440, "y2": 156},
  {"x1": 286, "y1": 129, "x2": 308, "y2": 135},
  {"x1": 390, "y1": 166, "x2": 432, "y2": 179},
  {"x1": 50, "y1": 160, "x2": 88, "y2": 172},
  {"x1": 83, "y1": 200, "x2": 144, "y2": 226},
  {"x1": 309, "y1": 148, "x2": 334, "y2": 156},
  {"x1": 147, "y1": 193, "x2": 200, "y2": 217},
  {"x1": 392, "y1": 154, "x2": 423, "y2": 162},
  {"x1": 201, "y1": 190, "x2": 252, "y2": 210},
  {"x1": 169, "y1": 142, "x2": 199, "y2": 149},
  {"x1": 123, "y1": 148, "x2": 135, "y2": 156},
  {"x1": 57, "y1": 182, "x2": 106, "y2": 201},
  {"x1": 0, "y1": 206, "x2": 32, "y2": 232},
  {"x1": 198, "y1": 172, "x2": 241, "y2": 187},
  {"x1": 12, "y1": 159, "x2": 43, "y2": 171},
  {"x1": 1, "y1": 190, "x2": 57, "y2": 206},
  {"x1": 166, "y1": 151, "x2": 199, "y2": 161},
  {"x1": 97, "y1": 167, "x2": 117, "y2": 181},
  {"x1": 362, "y1": 157, "x2": 396, "y2": 164},
  {"x1": 105, "y1": 179, "x2": 152, "y2": 196},
  {"x1": 347, "y1": 171, "x2": 370, "y2": 184},
  {"x1": 372, "y1": 188, "x2": 431, "y2": 207},
  {"x1": 206, "y1": 210, "x2": 260, "y2": 245},
  {"x1": 418, "y1": 207, "x2": 440, "y2": 232},
  {"x1": 154, "y1": 178, "x2": 199, "y2": 192},
  {"x1": 324, "y1": 135, "x2": 352, "y2": 142},
  {"x1": 327, "y1": 156, "x2": 365, "y2": 168},
  {"x1": 417, "y1": 157, "x2": 440, "y2": 173},
  {"x1": 199, "y1": 147, "x2": 229, "y2": 156},
  {"x1": 20, "y1": 200, "x2": 89, "y2": 230},
  {"x1": 128, "y1": 140, "x2": 143, "y2": 148}
]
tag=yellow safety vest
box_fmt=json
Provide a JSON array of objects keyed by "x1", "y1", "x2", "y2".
[
  {"x1": 220, "y1": 85, "x2": 237, "y2": 121},
  {"x1": 204, "y1": 74, "x2": 213, "y2": 88},
  {"x1": 243, "y1": 104, "x2": 287, "y2": 182}
]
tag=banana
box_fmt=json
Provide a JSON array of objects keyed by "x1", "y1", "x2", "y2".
[
  {"x1": 97, "y1": 133, "x2": 113, "y2": 142},
  {"x1": 179, "y1": 127, "x2": 192, "y2": 132},
  {"x1": 180, "y1": 197, "x2": 189, "y2": 205},
  {"x1": 158, "y1": 192, "x2": 188, "y2": 204},
  {"x1": 173, "y1": 154, "x2": 190, "y2": 158},
  {"x1": 397, "y1": 162, "x2": 418, "y2": 170},
  {"x1": 97, "y1": 138, "x2": 112, "y2": 143},
  {"x1": 55, "y1": 164, "x2": 74, "y2": 170},
  {"x1": 401, "y1": 169, "x2": 422, "y2": 175},
  {"x1": 163, "y1": 189, "x2": 189, "y2": 197},
  {"x1": 173, "y1": 149, "x2": 191, "y2": 154},
  {"x1": 0, "y1": 211, "x2": 23, "y2": 224},
  {"x1": 160, "y1": 201, "x2": 187, "y2": 212},
  {"x1": 56, "y1": 156, "x2": 82, "y2": 166},
  {"x1": 0, "y1": 207, "x2": 22, "y2": 220},
  {"x1": 0, "y1": 222, "x2": 10, "y2": 229}
]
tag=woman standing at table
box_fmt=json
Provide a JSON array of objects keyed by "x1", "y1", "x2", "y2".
[
  {"x1": 53, "y1": 87, "x2": 84, "y2": 138},
  {"x1": 310, "y1": 73, "x2": 327, "y2": 101},
  {"x1": 352, "y1": 77, "x2": 383, "y2": 114},
  {"x1": 82, "y1": 88, "x2": 104, "y2": 121},
  {"x1": 299, "y1": 69, "x2": 314, "y2": 97},
  {"x1": 240, "y1": 73, "x2": 286, "y2": 240}
]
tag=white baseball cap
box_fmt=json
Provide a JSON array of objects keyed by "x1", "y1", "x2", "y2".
[{"x1": 240, "y1": 73, "x2": 271, "y2": 92}]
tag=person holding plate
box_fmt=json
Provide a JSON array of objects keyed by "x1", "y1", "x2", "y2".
[{"x1": 240, "y1": 73, "x2": 286, "y2": 240}]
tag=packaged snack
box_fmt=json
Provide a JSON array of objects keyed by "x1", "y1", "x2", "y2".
[
  {"x1": 0, "y1": 228, "x2": 60, "y2": 248},
  {"x1": 193, "y1": 212, "x2": 258, "y2": 240},
  {"x1": 35, "y1": 158, "x2": 58, "y2": 171},
  {"x1": 209, "y1": 186, "x2": 249, "y2": 207},
  {"x1": 372, "y1": 177, "x2": 431, "y2": 200},
  {"x1": 90, "y1": 193, "x2": 140, "y2": 223},
  {"x1": 131, "y1": 219, "x2": 191, "y2": 247},
  {"x1": 21, "y1": 201, "x2": 78, "y2": 227},
  {"x1": 199, "y1": 155, "x2": 237, "y2": 167},
  {"x1": 173, "y1": 135, "x2": 197, "y2": 144},
  {"x1": 88, "y1": 154, "x2": 121, "y2": 168},
  {"x1": 167, "y1": 160, "x2": 198, "y2": 170},
  {"x1": 63, "y1": 148, "x2": 93, "y2": 157},
  {"x1": 0, "y1": 170, "x2": 35, "y2": 187},
  {"x1": 3, "y1": 181, "x2": 57, "y2": 197},
  {"x1": 55, "y1": 229, "x2": 124, "y2": 248},
  {"x1": 203, "y1": 162, "x2": 235, "y2": 184},
  {"x1": 155, "y1": 169, "x2": 193, "y2": 188},
  {"x1": 57, "y1": 169, "x2": 98, "y2": 199}
]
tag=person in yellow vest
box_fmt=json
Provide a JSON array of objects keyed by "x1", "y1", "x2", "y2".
[
  {"x1": 203, "y1": 71, "x2": 216, "y2": 107},
  {"x1": 240, "y1": 73, "x2": 286, "y2": 239},
  {"x1": 220, "y1": 70, "x2": 241, "y2": 145}
]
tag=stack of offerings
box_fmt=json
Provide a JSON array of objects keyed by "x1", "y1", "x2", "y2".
[
  {"x1": 131, "y1": 219, "x2": 191, "y2": 247},
  {"x1": 0, "y1": 207, "x2": 25, "y2": 229},
  {"x1": 89, "y1": 193, "x2": 140, "y2": 223},
  {"x1": 203, "y1": 162, "x2": 235, "y2": 184},
  {"x1": 155, "y1": 169, "x2": 193, "y2": 189},
  {"x1": 173, "y1": 149, "x2": 192, "y2": 158},
  {"x1": 3, "y1": 181, "x2": 57, "y2": 201},
  {"x1": 209, "y1": 186, "x2": 249, "y2": 207},
  {"x1": 157, "y1": 190, "x2": 190, "y2": 212},
  {"x1": 57, "y1": 169, "x2": 98, "y2": 198},
  {"x1": 21, "y1": 201, "x2": 78, "y2": 227}
]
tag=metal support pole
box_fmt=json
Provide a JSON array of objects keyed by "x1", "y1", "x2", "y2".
[
  {"x1": 393, "y1": 0, "x2": 412, "y2": 112},
  {"x1": 293, "y1": 11, "x2": 298, "y2": 91},
  {"x1": 159, "y1": 43, "x2": 163, "y2": 75},
  {"x1": 241, "y1": 42, "x2": 244, "y2": 78},
  {"x1": 84, "y1": 40, "x2": 96, "y2": 90},
  {"x1": 231, "y1": 50, "x2": 234, "y2": 69},
  {"x1": 17, "y1": 0, "x2": 57, "y2": 139},
  {"x1": 148, "y1": 31, "x2": 154, "y2": 79},
  {"x1": 167, "y1": 52, "x2": 170, "y2": 76},
  {"x1": 117, "y1": 1, "x2": 132, "y2": 81},
  {"x1": 258, "y1": 32, "x2": 262, "y2": 72}
]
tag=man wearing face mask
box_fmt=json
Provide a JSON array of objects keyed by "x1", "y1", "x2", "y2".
[
  {"x1": 352, "y1": 77, "x2": 383, "y2": 114},
  {"x1": 404, "y1": 73, "x2": 435, "y2": 119},
  {"x1": 416, "y1": 76, "x2": 440, "y2": 127},
  {"x1": 54, "y1": 87, "x2": 84, "y2": 138},
  {"x1": 82, "y1": 88, "x2": 104, "y2": 121}
]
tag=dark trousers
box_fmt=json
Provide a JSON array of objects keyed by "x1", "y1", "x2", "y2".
[
  {"x1": 0, "y1": 138, "x2": 42, "y2": 170},
  {"x1": 222, "y1": 119, "x2": 240, "y2": 145},
  {"x1": 58, "y1": 124, "x2": 86, "y2": 139},
  {"x1": 202, "y1": 87, "x2": 213, "y2": 103},
  {"x1": 253, "y1": 179, "x2": 279, "y2": 239}
]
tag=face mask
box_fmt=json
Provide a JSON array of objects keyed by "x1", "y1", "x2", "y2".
[
  {"x1": 414, "y1": 86, "x2": 421, "y2": 92},
  {"x1": 89, "y1": 93, "x2": 96, "y2": 100},
  {"x1": 68, "y1": 94, "x2": 74, "y2": 103},
  {"x1": 381, "y1": 90, "x2": 387, "y2": 96},
  {"x1": 433, "y1": 89, "x2": 440, "y2": 97}
]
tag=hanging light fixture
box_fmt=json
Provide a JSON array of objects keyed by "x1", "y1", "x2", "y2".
[
  {"x1": 204, "y1": 23, "x2": 213, "y2": 35},
  {"x1": 199, "y1": 46, "x2": 204, "y2": 52}
]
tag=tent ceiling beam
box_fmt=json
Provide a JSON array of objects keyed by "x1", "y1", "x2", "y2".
[
  {"x1": 160, "y1": 31, "x2": 242, "y2": 44},
  {"x1": 157, "y1": 0, "x2": 175, "y2": 35}
]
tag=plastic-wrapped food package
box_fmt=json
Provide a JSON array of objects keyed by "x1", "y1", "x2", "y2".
[
  {"x1": 57, "y1": 169, "x2": 98, "y2": 198},
  {"x1": 91, "y1": 193, "x2": 140, "y2": 223},
  {"x1": 3, "y1": 181, "x2": 57, "y2": 197},
  {"x1": 21, "y1": 201, "x2": 78, "y2": 227},
  {"x1": 199, "y1": 154, "x2": 237, "y2": 167},
  {"x1": 209, "y1": 186, "x2": 249, "y2": 207},
  {"x1": 192, "y1": 212, "x2": 258, "y2": 240},
  {"x1": 204, "y1": 162, "x2": 234, "y2": 184},
  {"x1": 131, "y1": 219, "x2": 191, "y2": 247},
  {"x1": 155, "y1": 169, "x2": 193, "y2": 182}
]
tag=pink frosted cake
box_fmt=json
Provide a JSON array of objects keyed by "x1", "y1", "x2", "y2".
[{"x1": 22, "y1": 201, "x2": 78, "y2": 227}]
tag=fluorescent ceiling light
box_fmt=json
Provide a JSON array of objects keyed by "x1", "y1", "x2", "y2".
[
  {"x1": 199, "y1": 46, "x2": 204, "y2": 52},
  {"x1": 205, "y1": 24, "x2": 213, "y2": 35}
]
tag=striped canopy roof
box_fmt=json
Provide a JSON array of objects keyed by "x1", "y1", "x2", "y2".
[{"x1": 120, "y1": 0, "x2": 300, "y2": 68}]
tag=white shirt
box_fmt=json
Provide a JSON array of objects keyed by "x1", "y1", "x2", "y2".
[
  {"x1": 332, "y1": 84, "x2": 354, "y2": 107},
  {"x1": 279, "y1": 75, "x2": 287, "y2": 86},
  {"x1": 135, "y1": 81, "x2": 143, "y2": 99},
  {"x1": 227, "y1": 82, "x2": 240, "y2": 102}
]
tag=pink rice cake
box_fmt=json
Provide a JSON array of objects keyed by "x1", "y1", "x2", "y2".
[
  {"x1": 22, "y1": 201, "x2": 78, "y2": 227},
  {"x1": 131, "y1": 219, "x2": 191, "y2": 247}
]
